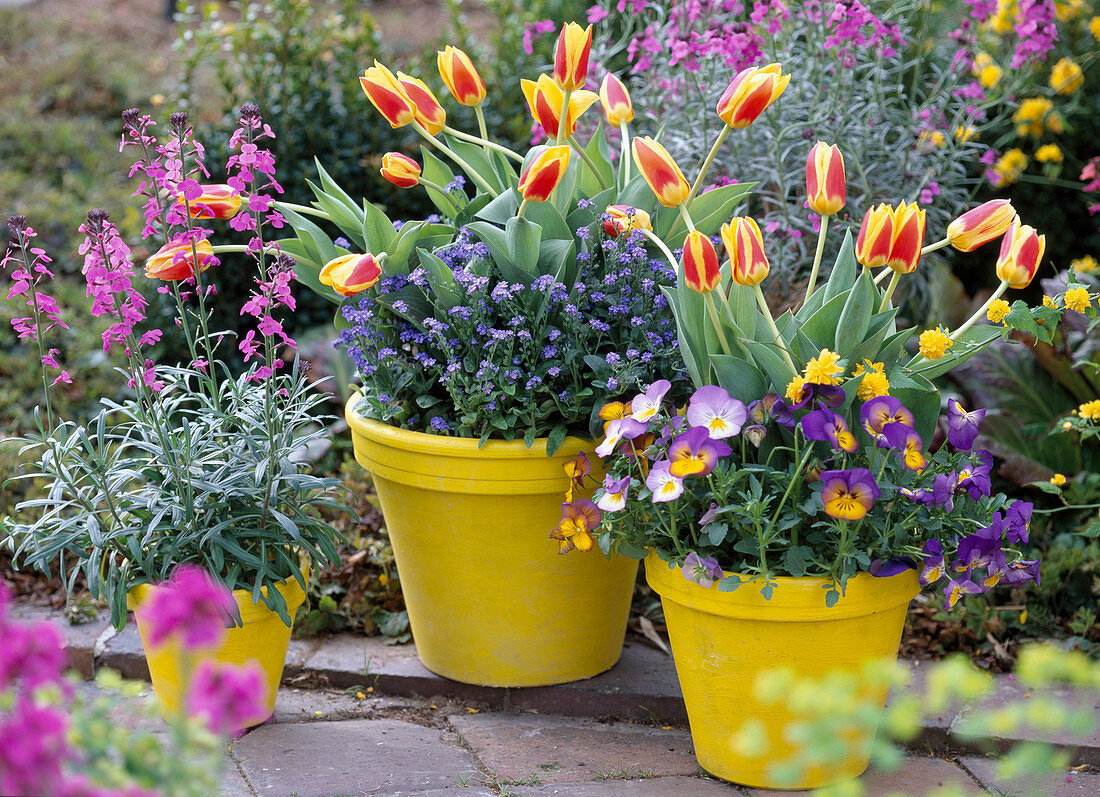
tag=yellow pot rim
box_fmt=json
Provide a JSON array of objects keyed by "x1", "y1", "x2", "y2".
[
  {"x1": 645, "y1": 551, "x2": 920, "y2": 622},
  {"x1": 128, "y1": 574, "x2": 307, "y2": 623}
]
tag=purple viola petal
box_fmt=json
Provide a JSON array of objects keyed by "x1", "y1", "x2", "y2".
[
  {"x1": 955, "y1": 532, "x2": 1000, "y2": 573},
  {"x1": 860, "y1": 396, "x2": 915, "y2": 436},
  {"x1": 979, "y1": 547, "x2": 1009, "y2": 588},
  {"x1": 819, "y1": 467, "x2": 880, "y2": 521},
  {"x1": 698, "y1": 502, "x2": 720, "y2": 526},
  {"x1": 1005, "y1": 501, "x2": 1032, "y2": 544},
  {"x1": 630, "y1": 378, "x2": 672, "y2": 421},
  {"x1": 595, "y1": 417, "x2": 650, "y2": 458},
  {"x1": 1003, "y1": 559, "x2": 1041, "y2": 587},
  {"x1": 686, "y1": 385, "x2": 747, "y2": 439},
  {"x1": 881, "y1": 422, "x2": 927, "y2": 471},
  {"x1": 900, "y1": 487, "x2": 933, "y2": 505},
  {"x1": 744, "y1": 424, "x2": 766, "y2": 447},
  {"x1": 932, "y1": 472, "x2": 957, "y2": 511},
  {"x1": 957, "y1": 462, "x2": 992, "y2": 499},
  {"x1": 944, "y1": 576, "x2": 982, "y2": 608},
  {"x1": 657, "y1": 414, "x2": 687, "y2": 447},
  {"x1": 596, "y1": 474, "x2": 630, "y2": 512},
  {"x1": 682, "y1": 552, "x2": 723, "y2": 587},
  {"x1": 761, "y1": 394, "x2": 795, "y2": 428},
  {"x1": 668, "y1": 426, "x2": 731, "y2": 478},
  {"x1": 869, "y1": 557, "x2": 916, "y2": 577},
  {"x1": 646, "y1": 460, "x2": 684, "y2": 503},
  {"x1": 792, "y1": 382, "x2": 846, "y2": 411},
  {"x1": 947, "y1": 399, "x2": 986, "y2": 451},
  {"x1": 920, "y1": 539, "x2": 945, "y2": 585}
]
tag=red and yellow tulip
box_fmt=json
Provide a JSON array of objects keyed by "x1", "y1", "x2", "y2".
[
  {"x1": 721, "y1": 216, "x2": 770, "y2": 287},
  {"x1": 319, "y1": 253, "x2": 383, "y2": 296},
  {"x1": 396, "y1": 72, "x2": 447, "y2": 136},
  {"x1": 855, "y1": 202, "x2": 926, "y2": 273},
  {"x1": 995, "y1": 220, "x2": 1045, "y2": 289},
  {"x1": 518, "y1": 146, "x2": 571, "y2": 203},
  {"x1": 359, "y1": 62, "x2": 417, "y2": 129},
  {"x1": 553, "y1": 22, "x2": 593, "y2": 91},
  {"x1": 599, "y1": 73, "x2": 634, "y2": 125},
  {"x1": 177, "y1": 184, "x2": 241, "y2": 220},
  {"x1": 380, "y1": 153, "x2": 421, "y2": 189},
  {"x1": 946, "y1": 199, "x2": 1017, "y2": 252},
  {"x1": 631, "y1": 137, "x2": 690, "y2": 207},
  {"x1": 805, "y1": 142, "x2": 846, "y2": 216},
  {"x1": 437, "y1": 45, "x2": 486, "y2": 106},
  {"x1": 716, "y1": 63, "x2": 790, "y2": 129},
  {"x1": 520, "y1": 74, "x2": 598, "y2": 141},
  {"x1": 602, "y1": 205, "x2": 652, "y2": 238},
  {"x1": 146, "y1": 238, "x2": 215, "y2": 281},
  {"x1": 682, "y1": 230, "x2": 721, "y2": 293}
]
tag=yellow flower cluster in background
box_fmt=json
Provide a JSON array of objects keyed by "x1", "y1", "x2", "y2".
[
  {"x1": 1080, "y1": 399, "x2": 1100, "y2": 421},
  {"x1": 1013, "y1": 97, "x2": 1053, "y2": 138},
  {"x1": 1049, "y1": 57, "x2": 1084, "y2": 94},
  {"x1": 993, "y1": 149, "x2": 1028, "y2": 185},
  {"x1": 1071, "y1": 255, "x2": 1098, "y2": 273},
  {"x1": 1035, "y1": 143, "x2": 1064, "y2": 163}
]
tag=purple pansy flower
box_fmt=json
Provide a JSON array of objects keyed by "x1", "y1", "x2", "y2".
[
  {"x1": 668, "y1": 427, "x2": 731, "y2": 477},
  {"x1": 802, "y1": 409, "x2": 858, "y2": 453},
  {"x1": 792, "y1": 382, "x2": 846, "y2": 411},
  {"x1": 932, "y1": 472, "x2": 957, "y2": 511},
  {"x1": 698, "y1": 502, "x2": 720, "y2": 526},
  {"x1": 760, "y1": 394, "x2": 795, "y2": 429},
  {"x1": 1003, "y1": 559, "x2": 1041, "y2": 587},
  {"x1": 954, "y1": 525, "x2": 1003, "y2": 573},
  {"x1": 682, "y1": 552, "x2": 724, "y2": 587},
  {"x1": 900, "y1": 487, "x2": 933, "y2": 505},
  {"x1": 646, "y1": 461, "x2": 684, "y2": 503},
  {"x1": 597, "y1": 474, "x2": 630, "y2": 512},
  {"x1": 743, "y1": 424, "x2": 767, "y2": 447},
  {"x1": 956, "y1": 462, "x2": 992, "y2": 499},
  {"x1": 920, "y1": 539, "x2": 945, "y2": 585},
  {"x1": 860, "y1": 396, "x2": 915, "y2": 436},
  {"x1": 595, "y1": 417, "x2": 648, "y2": 457},
  {"x1": 630, "y1": 379, "x2": 672, "y2": 422},
  {"x1": 947, "y1": 399, "x2": 986, "y2": 451},
  {"x1": 656, "y1": 415, "x2": 687, "y2": 447},
  {"x1": 878, "y1": 422, "x2": 928, "y2": 471},
  {"x1": 1005, "y1": 501, "x2": 1032, "y2": 544},
  {"x1": 819, "y1": 468, "x2": 880, "y2": 521},
  {"x1": 944, "y1": 576, "x2": 982, "y2": 608},
  {"x1": 869, "y1": 557, "x2": 916, "y2": 577},
  {"x1": 686, "y1": 385, "x2": 747, "y2": 439}
]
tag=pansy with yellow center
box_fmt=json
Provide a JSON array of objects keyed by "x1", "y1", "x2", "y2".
[
  {"x1": 920, "y1": 540, "x2": 945, "y2": 585},
  {"x1": 629, "y1": 379, "x2": 672, "y2": 422},
  {"x1": 595, "y1": 417, "x2": 648, "y2": 458},
  {"x1": 944, "y1": 577, "x2": 981, "y2": 608},
  {"x1": 860, "y1": 395, "x2": 916, "y2": 436},
  {"x1": 596, "y1": 474, "x2": 630, "y2": 512},
  {"x1": 598, "y1": 400, "x2": 632, "y2": 433},
  {"x1": 667, "y1": 427, "x2": 731, "y2": 478},
  {"x1": 685, "y1": 385, "x2": 747, "y2": 439},
  {"x1": 551, "y1": 499, "x2": 602, "y2": 554},
  {"x1": 819, "y1": 468, "x2": 880, "y2": 521},
  {"x1": 645, "y1": 461, "x2": 683, "y2": 503},
  {"x1": 879, "y1": 422, "x2": 928, "y2": 472},
  {"x1": 801, "y1": 409, "x2": 858, "y2": 453},
  {"x1": 563, "y1": 452, "x2": 590, "y2": 502}
]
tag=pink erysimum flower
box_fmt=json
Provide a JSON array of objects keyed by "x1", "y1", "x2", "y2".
[
  {"x1": 667, "y1": 426, "x2": 731, "y2": 478},
  {"x1": 596, "y1": 474, "x2": 630, "y2": 512},
  {"x1": 134, "y1": 565, "x2": 238, "y2": 652},
  {"x1": 681, "y1": 552, "x2": 723, "y2": 587},
  {"x1": 646, "y1": 461, "x2": 684, "y2": 503},
  {"x1": 595, "y1": 417, "x2": 648, "y2": 458},
  {"x1": 629, "y1": 379, "x2": 672, "y2": 422},
  {"x1": 685, "y1": 385, "x2": 746, "y2": 439},
  {"x1": 186, "y1": 660, "x2": 269, "y2": 735}
]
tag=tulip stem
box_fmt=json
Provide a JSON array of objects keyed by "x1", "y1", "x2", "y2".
[
  {"x1": 641, "y1": 229, "x2": 679, "y2": 274},
  {"x1": 279, "y1": 202, "x2": 331, "y2": 221},
  {"x1": 619, "y1": 121, "x2": 631, "y2": 185},
  {"x1": 556, "y1": 88, "x2": 573, "y2": 144},
  {"x1": 804, "y1": 214, "x2": 830, "y2": 299},
  {"x1": 677, "y1": 203, "x2": 697, "y2": 233},
  {"x1": 413, "y1": 122, "x2": 499, "y2": 197},
  {"x1": 443, "y1": 123, "x2": 524, "y2": 163},
  {"x1": 878, "y1": 270, "x2": 902, "y2": 313},
  {"x1": 418, "y1": 178, "x2": 462, "y2": 217},
  {"x1": 950, "y1": 279, "x2": 1009, "y2": 342},
  {"x1": 921, "y1": 237, "x2": 951, "y2": 256},
  {"x1": 705, "y1": 292, "x2": 734, "y2": 357},
  {"x1": 873, "y1": 267, "x2": 891, "y2": 285},
  {"x1": 517, "y1": 198, "x2": 530, "y2": 220},
  {"x1": 567, "y1": 136, "x2": 610, "y2": 190},
  {"x1": 753, "y1": 283, "x2": 798, "y2": 376},
  {"x1": 686, "y1": 125, "x2": 730, "y2": 206}
]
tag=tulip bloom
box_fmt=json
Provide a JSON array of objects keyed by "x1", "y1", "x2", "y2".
[
  {"x1": 720, "y1": 216, "x2": 770, "y2": 286},
  {"x1": 319, "y1": 253, "x2": 382, "y2": 296},
  {"x1": 517, "y1": 146, "x2": 570, "y2": 202},
  {"x1": 177, "y1": 184, "x2": 241, "y2": 220},
  {"x1": 599, "y1": 73, "x2": 634, "y2": 125},
  {"x1": 668, "y1": 426, "x2": 731, "y2": 477},
  {"x1": 437, "y1": 45, "x2": 486, "y2": 106},
  {"x1": 995, "y1": 220, "x2": 1045, "y2": 289},
  {"x1": 360, "y1": 62, "x2": 417, "y2": 129},
  {"x1": 396, "y1": 72, "x2": 446, "y2": 135},
  {"x1": 632, "y1": 137, "x2": 690, "y2": 207},
  {"x1": 716, "y1": 63, "x2": 790, "y2": 129},
  {"x1": 819, "y1": 468, "x2": 880, "y2": 521},
  {"x1": 146, "y1": 238, "x2": 215, "y2": 281},
  {"x1": 855, "y1": 202, "x2": 926, "y2": 273},
  {"x1": 521, "y1": 74, "x2": 599, "y2": 140},
  {"x1": 380, "y1": 152, "x2": 421, "y2": 189},
  {"x1": 603, "y1": 205, "x2": 652, "y2": 238},
  {"x1": 682, "y1": 230, "x2": 721, "y2": 293},
  {"x1": 553, "y1": 22, "x2": 593, "y2": 91},
  {"x1": 946, "y1": 199, "x2": 1017, "y2": 252},
  {"x1": 685, "y1": 385, "x2": 747, "y2": 439},
  {"x1": 805, "y1": 142, "x2": 846, "y2": 216},
  {"x1": 551, "y1": 499, "x2": 601, "y2": 554}
]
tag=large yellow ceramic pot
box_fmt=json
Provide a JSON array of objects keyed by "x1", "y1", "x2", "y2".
[
  {"x1": 346, "y1": 396, "x2": 638, "y2": 686},
  {"x1": 645, "y1": 552, "x2": 919, "y2": 790},
  {"x1": 130, "y1": 576, "x2": 305, "y2": 725}
]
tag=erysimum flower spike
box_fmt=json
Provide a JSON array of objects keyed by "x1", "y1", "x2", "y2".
[
  {"x1": 134, "y1": 565, "x2": 237, "y2": 652},
  {"x1": 716, "y1": 63, "x2": 790, "y2": 129},
  {"x1": 551, "y1": 499, "x2": 602, "y2": 554},
  {"x1": 360, "y1": 62, "x2": 417, "y2": 129},
  {"x1": 631, "y1": 137, "x2": 690, "y2": 207},
  {"x1": 319, "y1": 253, "x2": 383, "y2": 296},
  {"x1": 686, "y1": 385, "x2": 747, "y2": 439},
  {"x1": 667, "y1": 426, "x2": 731, "y2": 477},
  {"x1": 437, "y1": 45, "x2": 486, "y2": 106},
  {"x1": 146, "y1": 238, "x2": 215, "y2": 281},
  {"x1": 819, "y1": 468, "x2": 880, "y2": 521},
  {"x1": 553, "y1": 22, "x2": 593, "y2": 91},
  {"x1": 805, "y1": 142, "x2": 845, "y2": 216}
]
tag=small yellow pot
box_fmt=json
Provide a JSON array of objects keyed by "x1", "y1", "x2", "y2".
[
  {"x1": 645, "y1": 552, "x2": 919, "y2": 790},
  {"x1": 129, "y1": 576, "x2": 306, "y2": 726},
  {"x1": 347, "y1": 397, "x2": 637, "y2": 686}
]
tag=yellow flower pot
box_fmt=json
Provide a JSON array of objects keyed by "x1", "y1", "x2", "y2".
[
  {"x1": 129, "y1": 576, "x2": 306, "y2": 725},
  {"x1": 645, "y1": 552, "x2": 919, "y2": 790},
  {"x1": 346, "y1": 397, "x2": 638, "y2": 686}
]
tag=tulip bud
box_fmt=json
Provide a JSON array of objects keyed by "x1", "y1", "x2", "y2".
[
  {"x1": 177, "y1": 184, "x2": 241, "y2": 220},
  {"x1": 632, "y1": 137, "x2": 690, "y2": 208},
  {"x1": 855, "y1": 202, "x2": 926, "y2": 274},
  {"x1": 805, "y1": 142, "x2": 846, "y2": 216},
  {"x1": 599, "y1": 73, "x2": 634, "y2": 125},
  {"x1": 721, "y1": 216, "x2": 770, "y2": 286},
  {"x1": 320, "y1": 253, "x2": 383, "y2": 296},
  {"x1": 603, "y1": 205, "x2": 652, "y2": 238},
  {"x1": 146, "y1": 238, "x2": 215, "y2": 281},
  {"x1": 437, "y1": 45, "x2": 486, "y2": 106},
  {"x1": 682, "y1": 231, "x2": 721, "y2": 293},
  {"x1": 396, "y1": 72, "x2": 447, "y2": 136},
  {"x1": 359, "y1": 62, "x2": 417, "y2": 129},
  {"x1": 518, "y1": 146, "x2": 571, "y2": 203},
  {"x1": 553, "y1": 22, "x2": 593, "y2": 91},
  {"x1": 996, "y1": 221, "x2": 1045, "y2": 289},
  {"x1": 521, "y1": 75, "x2": 599, "y2": 140},
  {"x1": 716, "y1": 63, "x2": 790, "y2": 129},
  {"x1": 380, "y1": 153, "x2": 421, "y2": 189},
  {"x1": 946, "y1": 199, "x2": 1017, "y2": 252}
]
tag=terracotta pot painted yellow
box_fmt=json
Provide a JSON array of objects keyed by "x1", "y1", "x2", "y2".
[
  {"x1": 129, "y1": 576, "x2": 306, "y2": 725},
  {"x1": 346, "y1": 397, "x2": 637, "y2": 686},
  {"x1": 645, "y1": 552, "x2": 919, "y2": 790}
]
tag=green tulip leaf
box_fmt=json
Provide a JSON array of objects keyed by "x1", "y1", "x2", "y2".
[
  {"x1": 361, "y1": 198, "x2": 398, "y2": 255},
  {"x1": 823, "y1": 231, "x2": 858, "y2": 301},
  {"x1": 665, "y1": 181, "x2": 756, "y2": 240},
  {"x1": 711, "y1": 354, "x2": 767, "y2": 403},
  {"x1": 834, "y1": 271, "x2": 877, "y2": 356}
]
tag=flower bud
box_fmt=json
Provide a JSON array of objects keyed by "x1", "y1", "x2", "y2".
[
  {"x1": 603, "y1": 205, "x2": 652, "y2": 238},
  {"x1": 320, "y1": 253, "x2": 383, "y2": 296},
  {"x1": 721, "y1": 216, "x2": 770, "y2": 286},
  {"x1": 518, "y1": 146, "x2": 570, "y2": 202},
  {"x1": 396, "y1": 72, "x2": 447, "y2": 136},
  {"x1": 996, "y1": 221, "x2": 1045, "y2": 289},
  {"x1": 359, "y1": 62, "x2": 417, "y2": 129},
  {"x1": 599, "y1": 73, "x2": 634, "y2": 125},
  {"x1": 805, "y1": 142, "x2": 845, "y2": 216},
  {"x1": 632, "y1": 137, "x2": 690, "y2": 208},
  {"x1": 682, "y1": 230, "x2": 721, "y2": 293},
  {"x1": 553, "y1": 22, "x2": 593, "y2": 91},
  {"x1": 855, "y1": 202, "x2": 926, "y2": 274},
  {"x1": 946, "y1": 199, "x2": 1017, "y2": 252},
  {"x1": 716, "y1": 63, "x2": 790, "y2": 129},
  {"x1": 380, "y1": 153, "x2": 421, "y2": 189},
  {"x1": 521, "y1": 74, "x2": 599, "y2": 140},
  {"x1": 146, "y1": 238, "x2": 215, "y2": 281},
  {"x1": 437, "y1": 45, "x2": 486, "y2": 106},
  {"x1": 177, "y1": 184, "x2": 242, "y2": 220}
]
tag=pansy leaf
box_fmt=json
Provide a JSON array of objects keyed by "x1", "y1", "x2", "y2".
[{"x1": 546, "y1": 424, "x2": 568, "y2": 457}]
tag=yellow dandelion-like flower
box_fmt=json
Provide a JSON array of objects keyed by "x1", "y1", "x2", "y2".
[
  {"x1": 785, "y1": 375, "x2": 807, "y2": 405},
  {"x1": 919, "y1": 129, "x2": 947, "y2": 148},
  {"x1": 1091, "y1": 15, "x2": 1100, "y2": 38},
  {"x1": 1079, "y1": 399, "x2": 1100, "y2": 421},
  {"x1": 955, "y1": 125, "x2": 978, "y2": 143},
  {"x1": 1050, "y1": 57, "x2": 1084, "y2": 95},
  {"x1": 856, "y1": 371, "x2": 890, "y2": 401},
  {"x1": 1035, "y1": 144, "x2": 1064, "y2": 163},
  {"x1": 803, "y1": 348, "x2": 843, "y2": 385},
  {"x1": 993, "y1": 149, "x2": 1028, "y2": 186},
  {"x1": 1050, "y1": 473, "x2": 1067, "y2": 486},
  {"x1": 1062, "y1": 420, "x2": 1074, "y2": 430},
  {"x1": 1071, "y1": 255, "x2": 1098, "y2": 273},
  {"x1": 1013, "y1": 97, "x2": 1053, "y2": 138},
  {"x1": 987, "y1": 298, "x2": 1011, "y2": 323},
  {"x1": 1046, "y1": 112, "x2": 1065, "y2": 135},
  {"x1": 1043, "y1": 294, "x2": 1058, "y2": 308},
  {"x1": 918, "y1": 327, "x2": 953, "y2": 360},
  {"x1": 1065, "y1": 286, "x2": 1091, "y2": 313}
]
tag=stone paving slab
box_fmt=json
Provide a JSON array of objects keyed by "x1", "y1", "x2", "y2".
[
  {"x1": 961, "y1": 756, "x2": 1100, "y2": 796},
  {"x1": 509, "y1": 775, "x2": 744, "y2": 795},
  {"x1": 230, "y1": 718, "x2": 480, "y2": 797},
  {"x1": 449, "y1": 712, "x2": 699, "y2": 785},
  {"x1": 742, "y1": 756, "x2": 984, "y2": 796}
]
